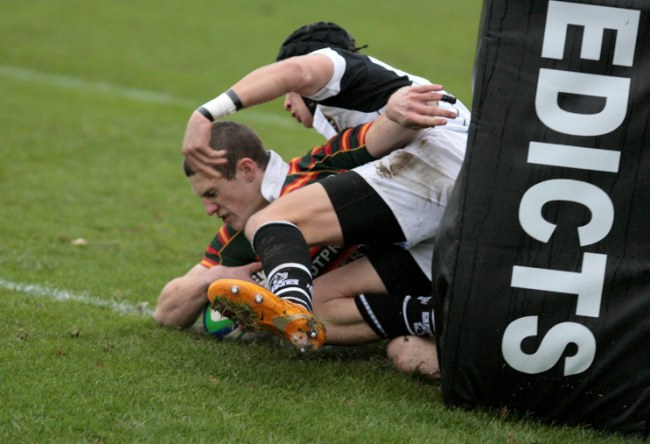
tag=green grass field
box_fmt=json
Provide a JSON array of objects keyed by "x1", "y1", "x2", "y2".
[{"x1": 0, "y1": 1, "x2": 641, "y2": 442}]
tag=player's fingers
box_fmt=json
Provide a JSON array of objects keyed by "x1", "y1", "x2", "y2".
[
  {"x1": 205, "y1": 148, "x2": 229, "y2": 165},
  {"x1": 412, "y1": 117, "x2": 448, "y2": 128},
  {"x1": 430, "y1": 107, "x2": 457, "y2": 119},
  {"x1": 185, "y1": 151, "x2": 223, "y2": 178},
  {"x1": 409, "y1": 101, "x2": 457, "y2": 119},
  {"x1": 188, "y1": 146, "x2": 228, "y2": 167},
  {"x1": 431, "y1": 117, "x2": 449, "y2": 126},
  {"x1": 246, "y1": 262, "x2": 263, "y2": 273},
  {"x1": 427, "y1": 91, "x2": 457, "y2": 104},
  {"x1": 404, "y1": 115, "x2": 450, "y2": 130},
  {"x1": 410, "y1": 84, "x2": 445, "y2": 94},
  {"x1": 185, "y1": 148, "x2": 211, "y2": 167}
]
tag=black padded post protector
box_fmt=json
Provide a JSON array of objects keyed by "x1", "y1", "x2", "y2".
[{"x1": 432, "y1": 0, "x2": 650, "y2": 436}]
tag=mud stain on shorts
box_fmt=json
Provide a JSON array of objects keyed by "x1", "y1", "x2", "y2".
[
  {"x1": 376, "y1": 162, "x2": 392, "y2": 178},
  {"x1": 372, "y1": 146, "x2": 456, "y2": 206},
  {"x1": 375, "y1": 150, "x2": 417, "y2": 178}
]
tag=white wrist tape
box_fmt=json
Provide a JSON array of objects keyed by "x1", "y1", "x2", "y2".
[{"x1": 198, "y1": 89, "x2": 243, "y2": 121}]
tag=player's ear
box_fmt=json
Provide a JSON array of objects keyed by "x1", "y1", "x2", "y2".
[{"x1": 237, "y1": 158, "x2": 257, "y2": 182}]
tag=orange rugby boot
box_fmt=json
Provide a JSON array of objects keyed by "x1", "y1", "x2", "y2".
[{"x1": 207, "y1": 279, "x2": 326, "y2": 352}]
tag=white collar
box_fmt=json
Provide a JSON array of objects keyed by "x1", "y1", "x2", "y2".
[{"x1": 260, "y1": 150, "x2": 290, "y2": 203}]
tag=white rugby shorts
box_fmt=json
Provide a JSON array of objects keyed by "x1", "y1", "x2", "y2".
[{"x1": 351, "y1": 125, "x2": 467, "y2": 277}]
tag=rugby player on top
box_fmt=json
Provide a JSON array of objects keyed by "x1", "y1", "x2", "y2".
[{"x1": 160, "y1": 22, "x2": 469, "y2": 379}]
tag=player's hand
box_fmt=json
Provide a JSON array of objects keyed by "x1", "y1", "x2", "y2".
[
  {"x1": 386, "y1": 84, "x2": 458, "y2": 130},
  {"x1": 204, "y1": 262, "x2": 264, "y2": 285},
  {"x1": 181, "y1": 111, "x2": 228, "y2": 178},
  {"x1": 225, "y1": 262, "x2": 264, "y2": 283}
]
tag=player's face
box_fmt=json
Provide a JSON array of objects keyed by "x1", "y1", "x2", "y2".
[
  {"x1": 188, "y1": 168, "x2": 266, "y2": 232},
  {"x1": 283, "y1": 92, "x2": 314, "y2": 128}
]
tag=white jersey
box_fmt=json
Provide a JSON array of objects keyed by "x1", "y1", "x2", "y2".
[{"x1": 303, "y1": 47, "x2": 471, "y2": 278}]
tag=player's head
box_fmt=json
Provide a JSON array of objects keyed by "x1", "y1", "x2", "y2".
[
  {"x1": 184, "y1": 121, "x2": 270, "y2": 231},
  {"x1": 276, "y1": 22, "x2": 365, "y2": 125},
  {"x1": 183, "y1": 121, "x2": 269, "y2": 179},
  {"x1": 276, "y1": 22, "x2": 363, "y2": 61},
  {"x1": 282, "y1": 92, "x2": 317, "y2": 129}
]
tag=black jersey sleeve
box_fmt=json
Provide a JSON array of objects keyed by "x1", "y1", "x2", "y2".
[{"x1": 317, "y1": 49, "x2": 412, "y2": 112}]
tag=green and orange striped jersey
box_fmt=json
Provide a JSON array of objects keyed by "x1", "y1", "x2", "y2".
[{"x1": 201, "y1": 122, "x2": 374, "y2": 278}]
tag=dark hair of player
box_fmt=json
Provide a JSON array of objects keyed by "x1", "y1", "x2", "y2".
[
  {"x1": 183, "y1": 121, "x2": 270, "y2": 179},
  {"x1": 276, "y1": 21, "x2": 366, "y2": 61}
]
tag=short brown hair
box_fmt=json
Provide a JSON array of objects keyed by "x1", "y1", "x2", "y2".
[{"x1": 183, "y1": 121, "x2": 270, "y2": 179}]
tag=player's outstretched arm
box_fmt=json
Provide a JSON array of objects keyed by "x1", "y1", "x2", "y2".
[
  {"x1": 154, "y1": 262, "x2": 262, "y2": 329},
  {"x1": 364, "y1": 85, "x2": 458, "y2": 158},
  {"x1": 182, "y1": 55, "x2": 334, "y2": 178},
  {"x1": 229, "y1": 55, "x2": 334, "y2": 106}
]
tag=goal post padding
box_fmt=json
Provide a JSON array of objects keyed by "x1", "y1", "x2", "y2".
[{"x1": 432, "y1": 0, "x2": 650, "y2": 436}]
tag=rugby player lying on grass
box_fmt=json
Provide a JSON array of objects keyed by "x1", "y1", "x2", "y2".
[
  {"x1": 177, "y1": 22, "x2": 469, "y2": 379},
  {"x1": 155, "y1": 85, "x2": 452, "y2": 380}
]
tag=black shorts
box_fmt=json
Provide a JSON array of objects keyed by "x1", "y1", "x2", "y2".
[
  {"x1": 366, "y1": 243, "x2": 431, "y2": 296},
  {"x1": 320, "y1": 171, "x2": 405, "y2": 246}
]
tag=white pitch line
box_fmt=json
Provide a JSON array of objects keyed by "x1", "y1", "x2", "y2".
[
  {"x1": 0, "y1": 278, "x2": 153, "y2": 317},
  {"x1": 0, "y1": 64, "x2": 300, "y2": 130}
]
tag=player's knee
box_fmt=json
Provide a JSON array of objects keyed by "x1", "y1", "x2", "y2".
[
  {"x1": 312, "y1": 286, "x2": 345, "y2": 320},
  {"x1": 386, "y1": 336, "x2": 440, "y2": 380},
  {"x1": 386, "y1": 335, "x2": 409, "y2": 362},
  {"x1": 312, "y1": 299, "x2": 339, "y2": 322},
  {"x1": 244, "y1": 210, "x2": 265, "y2": 240}
]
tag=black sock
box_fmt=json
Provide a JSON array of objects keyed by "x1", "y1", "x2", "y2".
[
  {"x1": 403, "y1": 295, "x2": 436, "y2": 336},
  {"x1": 252, "y1": 222, "x2": 313, "y2": 312},
  {"x1": 355, "y1": 293, "x2": 435, "y2": 338}
]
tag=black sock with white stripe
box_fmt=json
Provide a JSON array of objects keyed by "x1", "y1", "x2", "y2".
[
  {"x1": 251, "y1": 221, "x2": 314, "y2": 312},
  {"x1": 354, "y1": 293, "x2": 436, "y2": 338}
]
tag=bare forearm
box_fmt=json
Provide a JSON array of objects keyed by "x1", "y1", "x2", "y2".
[
  {"x1": 153, "y1": 262, "x2": 263, "y2": 330},
  {"x1": 153, "y1": 272, "x2": 212, "y2": 329},
  {"x1": 230, "y1": 59, "x2": 324, "y2": 107},
  {"x1": 200, "y1": 56, "x2": 332, "y2": 116},
  {"x1": 364, "y1": 114, "x2": 420, "y2": 158}
]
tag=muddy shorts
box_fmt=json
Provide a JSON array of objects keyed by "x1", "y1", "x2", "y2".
[{"x1": 322, "y1": 126, "x2": 466, "y2": 278}]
